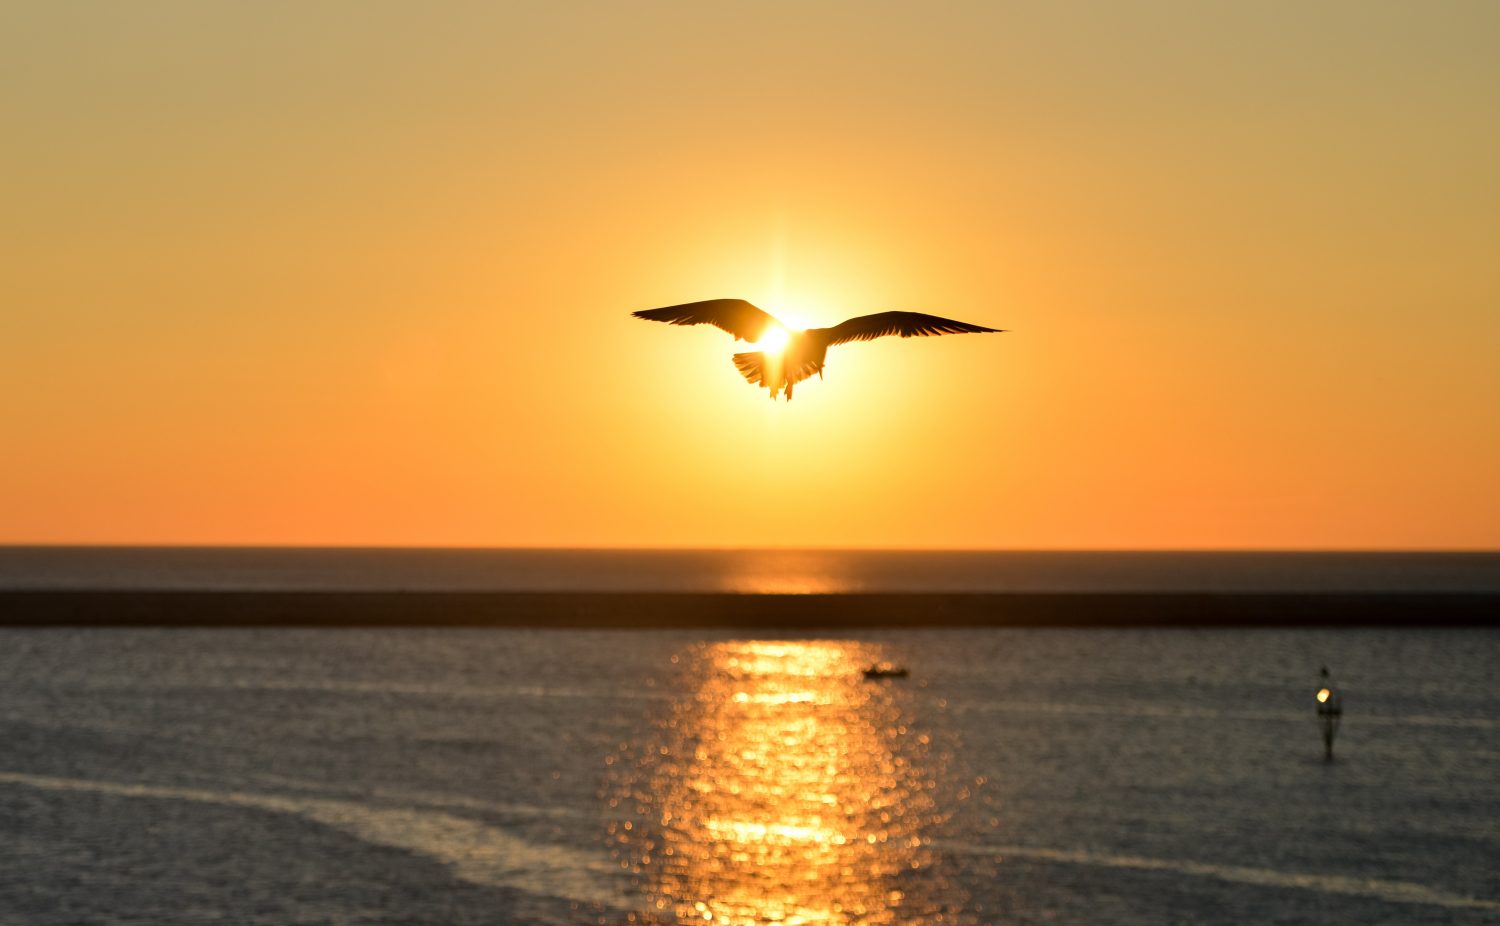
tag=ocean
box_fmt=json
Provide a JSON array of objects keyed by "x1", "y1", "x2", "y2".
[
  {"x1": 0, "y1": 550, "x2": 1497, "y2": 923},
  {"x1": 3, "y1": 547, "x2": 1500, "y2": 593}
]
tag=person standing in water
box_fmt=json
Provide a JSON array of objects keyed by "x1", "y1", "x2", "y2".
[{"x1": 1316, "y1": 666, "x2": 1344, "y2": 761}]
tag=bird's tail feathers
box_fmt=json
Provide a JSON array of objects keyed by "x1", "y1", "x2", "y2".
[
  {"x1": 732, "y1": 351, "x2": 767, "y2": 386},
  {"x1": 733, "y1": 351, "x2": 787, "y2": 400},
  {"x1": 732, "y1": 350, "x2": 821, "y2": 400}
]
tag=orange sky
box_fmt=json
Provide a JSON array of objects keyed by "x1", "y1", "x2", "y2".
[{"x1": 3, "y1": 2, "x2": 1497, "y2": 549}]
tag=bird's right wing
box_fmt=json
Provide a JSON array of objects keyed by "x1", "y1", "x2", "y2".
[
  {"x1": 819, "y1": 311, "x2": 1004, "y2": 346},
  {"x1": 632, "y1": 299, "x2": 781, "y2": 342}
]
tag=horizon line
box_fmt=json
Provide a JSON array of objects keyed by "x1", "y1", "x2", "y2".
[{"x1": 2, "y1": 543, "x2": 1498, "y2": 555}]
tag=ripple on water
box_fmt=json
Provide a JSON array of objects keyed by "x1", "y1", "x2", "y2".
[{"x1": 604, "y1": 640, "x2": 972, "y2": 926}]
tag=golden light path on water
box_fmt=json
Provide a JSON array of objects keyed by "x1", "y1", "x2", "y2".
[{"x1": 606, "y1": 641, "x2": 967, "y2": 925}]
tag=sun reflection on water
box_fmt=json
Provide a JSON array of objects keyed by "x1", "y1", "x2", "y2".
[
  {"x1": 606, "y1": 640, "x2": 964, "y2": 925},
  {"x1": 715, "y1": 553, "x2": 861, "y2": 594}
]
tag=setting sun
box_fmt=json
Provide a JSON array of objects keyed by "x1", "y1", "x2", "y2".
[{"x1": 751, "y1": 325, "x2": 791, "y2": 355}]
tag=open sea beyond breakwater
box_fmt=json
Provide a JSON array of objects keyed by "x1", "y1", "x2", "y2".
[{"x1": 4, "y1": 547, "x2": 1500, "y2": 594}]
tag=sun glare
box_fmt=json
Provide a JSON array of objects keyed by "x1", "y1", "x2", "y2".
[
  {"x1": 606, "y1": 640, "x2": 956, "y2": 924},
  {"x1": 767, "y1": 299, "x2": 816, "y2": 330},
  {"x1": 753, "y1": 325, "x2": 791, "y2": 354}
]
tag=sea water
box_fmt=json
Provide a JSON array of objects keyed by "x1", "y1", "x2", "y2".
[
  {"x1": 1, "y1": 626, "x2": 1496, "y2": 924},
  {"x1": 2, "y1": 547, "x2": 1500, "y2": 594}
]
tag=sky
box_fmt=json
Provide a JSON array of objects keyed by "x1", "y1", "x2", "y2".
[{"x1": 3, "y1": 1, "x2": 1497, "y2": 549}]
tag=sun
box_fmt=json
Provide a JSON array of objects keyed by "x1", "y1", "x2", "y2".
[
  {"x1": 749, "y1": 304, "x2": 815, "y2": 354},
  {"x1": 752, "y1": 325, "x2": 790, "y2": 355}
]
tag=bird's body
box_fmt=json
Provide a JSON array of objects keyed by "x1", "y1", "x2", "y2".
[
  {"x1": 633, "y1": 298, "x2": 1004, "y2": 400},
  {"x1": 731, "y1": 329, "x2": 828, "y2": 401}
]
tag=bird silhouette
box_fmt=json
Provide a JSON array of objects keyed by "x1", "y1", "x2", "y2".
[{"x1": 633, "y1": 298, "x2": 1005, "y2": 400}]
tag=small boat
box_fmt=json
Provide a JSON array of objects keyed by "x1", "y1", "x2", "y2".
[{"x1": 863, "y1": 663, "x2": 908, "y2": 680}]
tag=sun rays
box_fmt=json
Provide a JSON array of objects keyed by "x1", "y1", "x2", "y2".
[{"x1": 749, "y1": 324, "x2": 791, "y2": 355}]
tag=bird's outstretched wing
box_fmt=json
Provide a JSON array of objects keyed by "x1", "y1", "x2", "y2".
[
  {"x1": 632, "y1": 299, "x2": 781, "y2": 342},
  {"x1": 820, "y1": 311, "x2": 1004, "y2": 346}
]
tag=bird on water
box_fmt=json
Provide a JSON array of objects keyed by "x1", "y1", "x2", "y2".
[{"x1": 633, "y1": 298, "x2": 1005, "y2": 400}]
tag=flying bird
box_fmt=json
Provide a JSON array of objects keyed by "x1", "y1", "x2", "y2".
[{"x1": 632, "y1": 298, "x2": 1005, "y2": 400}]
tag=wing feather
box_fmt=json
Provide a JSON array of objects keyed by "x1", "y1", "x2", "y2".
[
  {"x1": 632, "y1": 299, "x2": 781, "y2": 342},
  {"x1": 819, "y1": 311, "x2": 1003, "y2": 346}
]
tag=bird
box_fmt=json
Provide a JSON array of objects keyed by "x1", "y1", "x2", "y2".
[{"x1": 632, "y1": 298, "x2": 1005, "y2": 400}]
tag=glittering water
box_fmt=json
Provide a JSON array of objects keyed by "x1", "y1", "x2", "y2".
[
  {"x1": 606, "y1": 641, "x2": 961, "y2": 925},
  {"x1": 1, "y1": 627, "x2": 1497, "y2": 925}
]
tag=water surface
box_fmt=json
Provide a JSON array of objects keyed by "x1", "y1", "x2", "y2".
[
  {"x1": 1, "y1": 627, "x2": 1496, "y2": 924},
  {"x1": 4, "y1": 547, "x2": 1500, "y2": 594}
]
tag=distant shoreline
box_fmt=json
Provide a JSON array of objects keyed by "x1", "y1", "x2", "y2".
[{"x1": 1, "y1": 591, "x2": 1494, "y2": 628}]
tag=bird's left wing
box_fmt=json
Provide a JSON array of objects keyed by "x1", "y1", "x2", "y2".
[
  {"x1": 819, "y1": 311, "x2": 1004, "y2": 346},
  {"x1": 632, "y1": 299, "x2": 781, "y2": 342}
]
